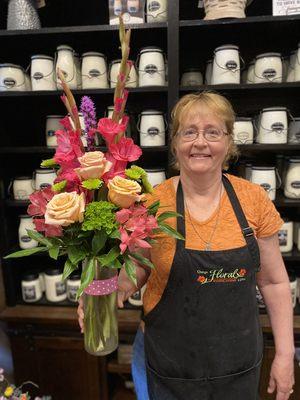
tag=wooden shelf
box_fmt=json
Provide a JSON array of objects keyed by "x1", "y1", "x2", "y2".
[
  {"x1": 5, "y1": 199, "x2": 29, "y2": 207},
  {"x1": 282, "y1": 247, "x2": 300, "y2": 262},
  {"x1": 274, "y1": 191, "x2": 300, "y2": 208},
  {"x1": 180, "y1": 82, "x2": 300, "y2": 92},
  {"x1": 238, "y1": 144, "x2": 300, "y2": 151},
  {"x1": 107, "y1": 360, "x2": 132, "y2": 374}
]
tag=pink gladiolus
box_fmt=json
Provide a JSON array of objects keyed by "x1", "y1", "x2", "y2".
[
  {"x1": 33, "y1": 218, "x2": 63, "y2": 237},
  {"x1": 54, "y1": 129, "x2": 83, "y2": 169},
  {"x1": 97, "y1": 118, "x2": 128, "y2": 145},
  {"x1": 114, "y1": 98, "x2": 124, "y2": 113},
  {"x1": 59, "y1": 116, "x2": 72, "y2": 130},
  {"x1": 102, "y1": 152, "x2": 127, "y2": 183},
  {"x1": 109, "y1": 137, "x2": 142, "y2": 162},
  {"x1": 28, "y1": 187, "x2": 55, "y2": 216}
]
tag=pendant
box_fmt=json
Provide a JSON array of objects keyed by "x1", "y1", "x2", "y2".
[{"x1": 205, "y1": 243, "x2": 211, "y2": 251}]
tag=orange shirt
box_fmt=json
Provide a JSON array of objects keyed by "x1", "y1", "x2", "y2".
[{"x1": 143, "y1": 173, "x2": 284, "y2": 315}]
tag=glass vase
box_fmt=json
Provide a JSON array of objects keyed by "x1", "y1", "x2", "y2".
[{"x1": 83, "y1": 263, "x2": 118, "y2": 356}]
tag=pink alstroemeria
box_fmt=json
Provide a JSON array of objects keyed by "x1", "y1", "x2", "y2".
[
  {"x1": 109, "y1": 137, "x2": 142, "y2": 162},
  {"x1": 33, "y1": 218, "x2": 63, "y2": 237},
  {"x1": 115, "y1": 208, "x2": 132, "y2": 224},
  {"x1": 97, "y1": 117, "x2": 128, "y2": 146},
  {"x1": 27, "y1": 187, "x2": 55, "y2": 216},
  {"x1": 54, "y1": 129, "x2": 83, "y2": 169},
  {"x1": 119, "y1": 227, "x2": 151, "y2": 254}
]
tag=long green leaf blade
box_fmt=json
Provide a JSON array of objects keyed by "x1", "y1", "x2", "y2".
[
  {"x1": 4, "y1": 247, "x2": 48, "y2": 259},
  {"x1": 130, "y1": 252, "x2": 154, "y2": 269},
  {"x1": 124, "y1": 255, "x2": 137, "y2": 287},
  {"x1": 158, "y1": 222, "x2": 185, "y2": 240},
  {"x1": 97, "y1": 246, "x2": 120, "y2": 267},
  {"x1": 92, "y1": 230, "x2": 107, "y2": 255},
  {"x1": 62, "y1": 259, "x2": 78, "y2": 281},
  {"x1": 77, "y1": 257, "x2": 95, "y2": 298}
]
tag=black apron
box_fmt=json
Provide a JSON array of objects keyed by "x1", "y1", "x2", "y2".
[{"x1": 144, "y1": 175, "x2": 263, "y2": 400}]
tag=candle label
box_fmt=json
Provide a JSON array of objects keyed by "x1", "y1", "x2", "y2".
[
  {"x1": 260, "y1": 183, "x2": 271, "y2": 192},
  {"x1": 47, "y1": 130, "x2": 56, "y2": 137},
  {"x1": 21, "y1": 235, "x2": 32, "y2": 243},
  {"x1": 148, "y1": 1, "x2": 161, "y2": 11},
  {"x1": 130, "y1": 290, "x2": 142, "y2": 301},
  {"x1": 291, "y1": 181, "x2": 300, "y2": 189},
  {"x1": 225, "y1": 60, "x2": 238, "y2": 71},
  {"x1": 145, "y1": 64, "x2": 158, "y2": 75},
  {"x1": 4, "y1": 78, "x2": 16, "y2": 88},
  {"x1": 271, "y1": 122, "x2": 285, "y2": 132},
  {"x1": 23, "y1": 285, "x2": 36, "y2": 301},
  {"x1": 262, "y1": 68, "x2": 276, "y2": 79},
  {"x1": 68, "y1": 285, "x2": 79, "y2": 301},
  {"x1": 278, "y1": 229, "x2": 287, "y2": 246},
  {"x1": 55, "y1": 281, "x2": 66, "y2": 296}
]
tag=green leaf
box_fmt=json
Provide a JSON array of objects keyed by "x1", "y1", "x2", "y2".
[
  {"x1": 130, "y1": 252, "x2": 155, "y2": 269},
  {"x1": 97, "y1": 246, "x2": 120, "y2": 267},
  {"x1": 62, "y1": 258, "x2": 78, "y2": 281},
  {"x1": 40, "y1": 158, "x2": 57, "y2": 168},
  {"x1": 77, "y1": 257, "x2": 95, "y2": 298},
  {"x1": 124, "y1": 255, "x2": 137, "y2": 287},
  {"x1": 27, "y1": 230, "x2": 53, "y2": 247},
  {"x1": 158, "y1": 222, "x2": 185, "y2": 241},
  {"x1": 52, "y1": 180, "x2": 67, "y2": 192},
  {"x1": 78, "y1": 231, "x2": 92, "y2": 239},
  {"x1": 82, "y1": 179, "x2": 103, "y2": 190},
  {"x1": 110, "y1": 229, "x2": 120, "y2": 239},
  {"x1": 49, "y1": 246, "x2": 60, "y2": 260},
  {"x1": 67, "y1": 245, "x2": 88, "y2": 265},
  {"x1": 157, "y1": 211, "x2": 182, "y2": 223},
  {"x1": 107, "y1": 258, "x2": 122, "y2": 269},
  {"x1": 147, "y1": 200, "x2": 160, "y2": 215},
  {"x1": 92, "y1": 230, "x2": 107, "y2": 255},
  {"x1": 4, "y1": 247, "x2": 48, "y2": 259},
  {"x1": 141, "y1": 174, "x2": 153, "y2": 194}
]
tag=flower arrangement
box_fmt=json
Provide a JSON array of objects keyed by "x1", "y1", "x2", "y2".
[
  {"x1": 0, "y1": 368, "x2": 51, "y2": 400},
  {"x1": 5, "y1": 18, "x2": 182, "y2": 356}
]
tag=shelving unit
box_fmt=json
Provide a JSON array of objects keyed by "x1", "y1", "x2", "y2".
[{"x1": 0, "y1": 0, "x2": 300, "y2": 399}]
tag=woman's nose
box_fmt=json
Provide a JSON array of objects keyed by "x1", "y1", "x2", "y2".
[{"x1": 193, "y1": 132, "x2": 207, "y2": 146}]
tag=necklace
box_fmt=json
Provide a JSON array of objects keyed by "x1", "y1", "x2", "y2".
[{"x1": 185, "y1": 183, "x2": 223, "y2": 251}]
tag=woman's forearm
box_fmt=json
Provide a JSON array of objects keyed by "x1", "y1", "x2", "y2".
[{"x1": 259, "y1": 281, "x2": 295, "y2": 357}]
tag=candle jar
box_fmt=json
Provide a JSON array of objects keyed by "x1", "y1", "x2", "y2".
[
  {"x1": 44, "y1": 268, "x2": 67, "y2": 302},
  {"x1": 22, "y1": 272, "x2": 42, "y2": 303},
  {"x1": 18, "y1": 215, "x2": 38, "y2": 249},
  {"x1": 67, "y1": 273, "x2": 81, "y2": 302},
  {"x1": 278, "y1": 220, "x2": 293, "y2": 253}
]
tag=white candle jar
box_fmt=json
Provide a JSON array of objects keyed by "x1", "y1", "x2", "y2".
[
  {"x1": 44, "y1": 269, "x2": 67, "y2": 302},
  {"x1": 233, "y1": 118, "x2": 254, "y2": 144},
  {"x1": 256, "y1": 107, "x2": 288, "y2": 144},
  {"x1": 39, "y1": 272, "x2": 45, "y2": 292},
  {"x1": 82, "y1": 52, "x2": 108, "y2": 89},
  {"x1": 246, "y1": 61, "x2": 255, "y2": 84},
  {"x1": 31, "y1": 55, "x2": 56, "y2": 91},
  {"x1": 18, "y1": 215, "x2": 38, "y2": 249},
  {"x1": 254, "y1": 53, "x2": 282, "y2": 84},
  {"x1": 56, "y1": 45, "x2": 77, "y2": 90},
  {"x1": 256, "y1": 286, "x2": 265, "y2": 309},
  {"x1": 0, "y1": 64, "x2": 26, "y2": 91},
  {"x1": 288, "y1": 118, "x2": 300, "y2": 144},
  {"x1": 181, "y1": 69, "x2": 203, "y2": 86},
  {"x1": 138, "y1": 47, "x2": 166, "y2": 87},
  {"x1": 286, "y1": 51, "x2": 296, "y2": 83},
  {"x1": 35, "y1": 169, "x2": 56, "y2": 190},
  {"x1": 138, "y1": 110, "x2": 166, "y2": 147},
  {"x1": 295, "y1": 42, "x2": 300, "y2": 82},
  {"x1": 282, "y1": 56, "x2": 289, "y2": 82},
  {"x1": 145, "y1": 168, "x2": 166, "y2": 187},
  {"x1": 211, "y1": 45, "x2": 241, "y2": 85},
  {"x1": 146, "y1": 0, "x2": 167, "y2": 22},
  {"x1": 22, "y1": 272, "x2": 42, "y2": 303},
  {"x1": 109, "y1": 59, "x2": 137, "y2": 88},
  {"x1": 278, "y1": 220, "x2": 293, "y2": 253},
  {"x1": 205, "y1": 59, "x2": 213, "y2": 85},
  {"x1": 284, "y1": 159, "x2": 300, "y2": 199},
  {"x1": 250, "y1": 166, "x2": 277, "y2": 201},
  {"x1": 12, "y1": 176, "x2": 34, "y2": 200},
  {"x1": 128, "y1": 284, "x2": 147, "y2": 307},
  {"x1": 45, "y1": 115, "x2": 64, "y2": 147},
  {"x1": 67, "y1": 273, "x2": 81, "y2": 302},
  {"x1": 74, "y1": 53, "x2": 82, "y2": 89}
]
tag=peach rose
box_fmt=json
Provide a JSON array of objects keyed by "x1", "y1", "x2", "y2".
[
  {"x1": 108, "y1": 176, "x2": 145, "y2": 208},
  {"x1": 74, "y1": 151, "x2": 112, "y2": 180},
  {"x1": 45, "y1": 192, "x2": 85, "y2": 226}
]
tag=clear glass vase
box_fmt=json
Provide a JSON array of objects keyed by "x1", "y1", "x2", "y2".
[{"x1": 83, "y1": 263, "x2": 118, "y2": 356}]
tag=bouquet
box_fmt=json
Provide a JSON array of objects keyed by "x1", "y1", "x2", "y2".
[{"x1": 5, "y1": 18, "x2": 182, "y2": 356}]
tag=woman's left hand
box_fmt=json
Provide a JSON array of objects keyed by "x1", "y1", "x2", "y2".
[{"x1": 267, "y1": 354, "x2": 295, "y2": 400}]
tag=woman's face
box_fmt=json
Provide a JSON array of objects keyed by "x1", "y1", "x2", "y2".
[{"x1": 175, "y1": 105, "x2": 229, "y2": 176}]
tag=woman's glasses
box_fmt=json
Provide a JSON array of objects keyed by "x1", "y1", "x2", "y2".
[{"x1": 178, "y1": 128, "x2": 228, "y2": 142}]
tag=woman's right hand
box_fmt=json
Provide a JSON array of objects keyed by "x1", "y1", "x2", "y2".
[{"x1": 77, "y1": 266, "x2": 144, "y2": 333}]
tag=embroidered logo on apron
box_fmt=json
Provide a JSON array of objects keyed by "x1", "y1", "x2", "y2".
[{"x1": 196, "y1": 268, "x2": 247, "y2": 284}]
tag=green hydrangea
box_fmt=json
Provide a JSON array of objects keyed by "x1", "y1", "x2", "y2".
[
  {"x1": 82, "y1": 179, "x2": 103, "y2": 190},
  {"x1": 125, "y1": 165, "x2": 153, "y2": 194},
  {"x1": 82, "y1": 201, "x2": 117, "y2": 234},
  {"x1": 52, "y1": 180, "x2": 67, "y2": 192}
]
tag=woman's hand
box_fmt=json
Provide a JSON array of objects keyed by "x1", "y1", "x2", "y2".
[{"x1": 267, "y1": 353, "x2": 295, "y2": 400}]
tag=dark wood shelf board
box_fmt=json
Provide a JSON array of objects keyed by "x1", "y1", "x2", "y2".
[
  {"x1": 0, "y1": 146, "x2": 168, "y2": 154},
  {"x1": 282, "y1": 247, "x2": 300, "y2": 262},
  {"x1": 0, "y1": 87, "x2": 168, "y2": 98},
  {"x1": 274, "y1": 192, "x2": 300, "y2": 208},
  {"x1": 180, "y1": 14, "x2": 300, "y2": 28},
  {"x1": 5, "y1": 199, "x2": 30, "y2": 207},
  {"x1": 180, "y1": 82, "x2": 300, "y2": 92},
  {"x1": 0, "y1": 22, "x2": 167, "y2": 38},
  {"x1": 107, "y1": 360, "x2": 132, "y2": 374},
  {"x1": 238, "y1": 144, "x2": 300, "y2": 151}
]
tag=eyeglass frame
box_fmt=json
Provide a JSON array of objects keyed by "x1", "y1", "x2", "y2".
[{"x1": 176, "y1": 127, "x2": 230, "y2": 143}]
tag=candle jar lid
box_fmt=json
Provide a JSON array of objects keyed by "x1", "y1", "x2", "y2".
[
  {"x1": 67, "y1": 273, "x2": 81, "y2": 281},
  {"x1": 22, "y1": 272, "x2": 39, "y2": 282},
  {"x1": 45, "y1": 268, "x2": 63, "y2": 276}
]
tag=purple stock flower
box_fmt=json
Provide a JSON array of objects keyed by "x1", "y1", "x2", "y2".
[{"x1": 80, "y1": 96, "x2": 97, "y2": 151}]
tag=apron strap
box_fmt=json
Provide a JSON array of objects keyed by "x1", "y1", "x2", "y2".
[{"x1": 222, "y1": 175, "x2": 260, "y2": 270}]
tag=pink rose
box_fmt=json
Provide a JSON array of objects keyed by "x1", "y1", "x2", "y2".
[
  {"x1": 97, "y1": 117, "x2": 128, "y2": 145},
  {"x1": 109, "y1": 137, "x2": 142, "y2": 162},
  {"x1": 74, "y1": 151, "x2": 112, "y2": 180}
]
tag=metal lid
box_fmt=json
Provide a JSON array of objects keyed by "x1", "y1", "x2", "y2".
[
  {"x1": 19, "y1": 214, "x2": 32, "y2": 218},
  {"x1": 145, "y1": 168, "x2": 166, "y2": 172},
  {"x1": 140, "y1": 46, "x2": 164, "y2": 54},
  {"x1": 67, "y1": 272, "x2": 81, "y2": 281},
  {"x1": 141, "y1": 109, "x2": 164, "y2": 115},
  {"x1": 57, "y1": 45, "x2": 74, "y2": 52},
  {"x1": 0, "y1": 63, "x2": 23, "y2": 70},
  {"x1": 290, "y1": 117, "x2": 300, "y2": 121},
  {"x1": 35, "y1": 168, "x2": 55, "y2": 174},
  {"x1": 261, "y1": 107, "x2": 287, "y2": 113},
  {"x1": 31, "y1": 55, "x2": 54, "y2": 61},
  {"x1": 235, "y1": 117, "x2": 252, "y2": 122},
  {"x1": 110, "y1": 59, "x2": 121, "y2": 66},
  {"x1": 46, "y1": 115, "x2": 64, "y2": 119},
  {"x1": 288, "y1": 158, "x2": 300, "y2": 163},
  {"x1": 22, "y1": 272, "x2": 39, "y2": 282},
  {"x1": 214, "y1": 44, "x2": 239, "y2": 53},
  {"x1": 82, "y1": 51, "x2": 106, "y2": 58},
  {"x1": 248, "y1": 60, "x2": 255, "y2": 66},
  {"x1": 290, "y1": 50, "x2": 296, "y2": 55},
  {"x1": 14, "y1": 176, "x2": 32, "y2": 180},
  {"x1": 256, "y1": 52, "x2": 281, "y2": 59},
  {"x1": 207, "y1": 59, "x2": 213, "y2": 64},
  {"x1": 45, "y1": 268, "x2": 63, "y2": 276},
  {"x1": 251, "y1": 166, "x2": 275, "y2": 170}
]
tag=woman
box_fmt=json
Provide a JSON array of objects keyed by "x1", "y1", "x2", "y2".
[{"x1": 78, "y1": 92, "x2": 295, "y2": 400}]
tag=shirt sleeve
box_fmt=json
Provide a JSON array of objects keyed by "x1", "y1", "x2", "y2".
[{"x1": 256, "y1": 186, "x2": 284, "y2": 238}]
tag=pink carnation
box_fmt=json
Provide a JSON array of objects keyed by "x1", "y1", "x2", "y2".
[{"x1": 109, "y1": 137, "x2": 142, "y2": 163}]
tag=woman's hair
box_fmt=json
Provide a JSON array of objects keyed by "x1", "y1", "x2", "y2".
[{"x1": 170, "y1": 91, "x2": 239, "y2": 170}]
